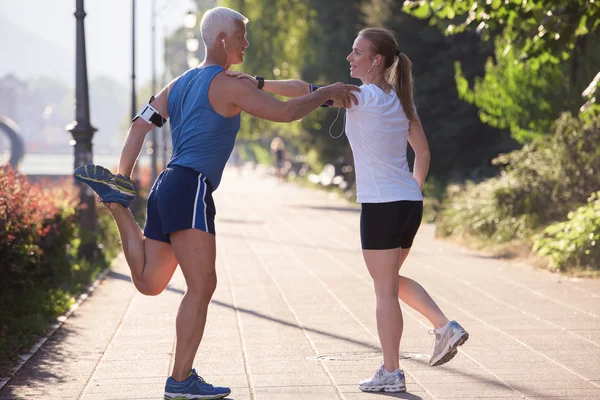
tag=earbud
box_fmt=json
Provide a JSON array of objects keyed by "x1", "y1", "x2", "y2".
[
  {"x1": 221, "y1": 38, "x2": 225, "y2": 44},
  {"x1": 371, "y1": 60, "x2": 377, "y2": 67}
]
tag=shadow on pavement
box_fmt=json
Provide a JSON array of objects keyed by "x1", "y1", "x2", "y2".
[
  {"x1": 109, "y1": 272, "x2": 380, "y2": 350},
  {"x1": 0, "y1": 316, "x2": 88, "y2": 399},
  {"x1": 219, "y1": 232, "x2": 361, "y2": 255},
  {"x1": 364, "y1": 391, "x2": 423, "y2": 399},
  {"x1": 403, "y1": 356, "x2": 517, "y2": 391},
  {"x1": 212, "y1": 299, "x2": 382, "y2": 351}
]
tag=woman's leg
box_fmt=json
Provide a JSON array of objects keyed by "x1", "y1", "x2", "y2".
[
  {"x1": 396, "y1": 248, "x2": 449, "y2": 329},
  {"x1": 394, "y1": 248, "x2": 469, "y2": 366},
  {"x1": 363, "y1": 247, "x2": 403, "y2": 372}
]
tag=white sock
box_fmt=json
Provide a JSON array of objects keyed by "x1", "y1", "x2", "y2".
[
  {"x1": 436, "y1": 321, "x2": 452, "y2": 335},
  {"x1": 382, "y1": 366, "x2": 398, "y2": 375}
]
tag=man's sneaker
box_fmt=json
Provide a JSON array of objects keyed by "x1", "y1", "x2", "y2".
[
  {"x1": 73, "y1": 164, "x2": 138, "y2": 208},
  {"x1": 429, "y1": 320, "x2": 469, "y2": 366},
  {"x1": 359, "y1": 365, "x2": 406, "y2": 393},
  {"x1": 164, "y1": 369, "x2": 231, "y2": 399}
]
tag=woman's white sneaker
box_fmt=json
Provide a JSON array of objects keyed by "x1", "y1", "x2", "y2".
[
  {"x1": 429, "y1": 320, "x2": 469, "y2": 366},
  {"x1": 359, "y1": 365, "x2": 406, "y2": 393}
]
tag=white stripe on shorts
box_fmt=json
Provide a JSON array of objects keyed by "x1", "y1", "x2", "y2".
[
  {"x1": 201, "y1": 177, "x2": 208, "y2": 230},
  {"x1": 191, "y1": 175, "x2": 208, "y2": 231},
  {"x1": 192, "y1": 175, "x2": 201, "y2": 228}
]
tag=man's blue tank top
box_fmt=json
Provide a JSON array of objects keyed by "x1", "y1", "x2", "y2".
[{"x1": 167, "y1": 65, "x2": 240, "y2": 190}]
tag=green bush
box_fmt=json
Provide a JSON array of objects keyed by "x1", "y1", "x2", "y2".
[
  {"x1": 436, "y1": 175, "x2": 539, "y2": 242},
  {"x1": 437, "y1": 113, "x2": 600, "y2": 244},
  {"x1": 0, "y1": 167, "x2": 120, "y2": 375},
  {"x1": 533, "y1": 192, "x2": 600, "y2": 272}
]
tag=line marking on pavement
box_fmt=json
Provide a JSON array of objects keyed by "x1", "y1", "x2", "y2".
[
  {"x1": 0, "y1": 267, "x2": 112, "y2": 392},
  {"x1": 319, "y1": 207, "x2": 600, "y2": 345},
  {"x1": 77, "y1": 292, "x2": 139, "y2": 400},
  {"x1": 263, "y1": 221, "x2": 438, "y2": 400},
  {"x1": 439, "y1": 255, "x2": 600, "y2": 319},
  {"x1": 219, "y1": 241, "x2": 256, "y2": 400},
  {"x1": 319, "y1": 208, "x2": 599, "y2": 391},
  {"x1": 416, "y1": 259, "x2": 600, "y2": 349},
  {"x1": 571, "y1": 284, "x2": 600, "y2": 299},
  {"x1": 240, "y1": 223, "x2": 347, "y2": 400},
  {"x1": 270, "y1": 205, "x2": 529, "y2": 399},
  {"x1": 419, "y1": 283, "x2": 600, "y2": 390}
]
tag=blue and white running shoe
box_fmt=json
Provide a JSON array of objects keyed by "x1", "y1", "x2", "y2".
[
  {"x1": 359, "y1": 365, "x2": 406, "y2": 393},
  {"x1": 73, "y1": 164, "x2": 138, "y2": 208},
  {"x1": 164, "y1": 369, "x2": 231, "y2": 399}
]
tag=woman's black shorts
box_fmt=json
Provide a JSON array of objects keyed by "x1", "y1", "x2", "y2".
[{"x1": 360, "y1": 200, "x2": 423, "y2": 250}]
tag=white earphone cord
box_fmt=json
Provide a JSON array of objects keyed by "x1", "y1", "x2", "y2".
[{"x1": 328, "y1": 107, "x2": 346, "y2": 139}]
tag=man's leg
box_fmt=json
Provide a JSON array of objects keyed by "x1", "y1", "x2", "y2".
[
  {"x1": 74, "y1": 164, "x2": 178, "y2": 295},
  {"x1": 107, "y1": 203, "x2": 178, "y2": 296},
  {"x1": 168, "y1": 228, "x2": 217, "y2": 381},
  {"x1": 396, "y1": 248, "x2": 449, "y2": 329}
]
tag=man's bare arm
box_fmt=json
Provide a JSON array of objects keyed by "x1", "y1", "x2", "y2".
[
  {"x1": 263, "y1": 79, "x2": 310, "y2": 98},
  {"x1": 229, "y1": 79, "x2": 353, "y2": 122},
  {"x1": 225, "y1": 71, "x2": 310, "y2": 98},
  {"x1": 225, "y1": 71, "x2": 359, "y2": 108},
  {"x1": 117, "y1": 79, "x2": 177, "y2": 177}
]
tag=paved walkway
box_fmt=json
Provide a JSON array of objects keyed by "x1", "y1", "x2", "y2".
[{"x1": 2, "y1": 168, "x2": 600, "y2": 400}]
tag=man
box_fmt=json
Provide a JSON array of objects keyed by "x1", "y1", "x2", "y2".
[{"x1": 73, "y1": 6, "x2": 357, "y2": 400}]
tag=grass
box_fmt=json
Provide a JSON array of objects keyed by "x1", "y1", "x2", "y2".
[{"x1": 0, "y1": 212, "x2": 120, "y2": 378}]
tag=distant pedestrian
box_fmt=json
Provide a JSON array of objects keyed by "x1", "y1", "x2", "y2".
[{"x1": 270, "y1": 136, "x2": 286, "y2": 182}]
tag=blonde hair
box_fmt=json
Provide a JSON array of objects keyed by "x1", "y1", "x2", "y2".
[{"x1": 358, "y1": 28, "x2": 417, "y2": 121}]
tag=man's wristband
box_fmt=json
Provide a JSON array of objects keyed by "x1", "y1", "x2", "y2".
[
  {"x1": 309, "y1": 83, "x2": 333, "y2": 107},
  {"x1": 255, "y1": 76, "x2": 265, "y2": 90}
]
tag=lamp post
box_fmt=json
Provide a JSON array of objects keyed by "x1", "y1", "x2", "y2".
[
  {"x1": 150, "y1": 0, "x2": 158, "y2": 182},
  {"x1": 128, "y1": 0, "x2": 144, "y2": 216},
  {"x1": 67, "y1": 0, "x2": 97, "y2": 259},
  {"x1": 161, "y1": 32, "x2": 169, "y2": 170},
  {"x1": 131, "y1": 0, "x2": 137, "y2": 122}
]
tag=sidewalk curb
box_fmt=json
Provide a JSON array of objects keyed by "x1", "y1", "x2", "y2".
[{"x1": 0, "y1": 267, "x2": 112, "y2": 391}]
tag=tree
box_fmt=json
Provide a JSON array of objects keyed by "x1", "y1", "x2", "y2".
[
  {"x1": 364, "y1": 0, "x2": 517, "y2": 179},
  {"x1": 404, "y1": 0, "x2": 600, "y2": 142},
  {"x1": 403, "y1": 0, "x2": 599, "y2": 65},
  {"x1": 220, "y1": 0, "x2": 319, "y2": 161}
]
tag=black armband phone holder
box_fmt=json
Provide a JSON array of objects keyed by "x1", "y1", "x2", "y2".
[{"x1": 133, "y1": 96, "x2": 167, "y2": 127}]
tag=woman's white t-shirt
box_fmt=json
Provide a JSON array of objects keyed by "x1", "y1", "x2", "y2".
[{"x1": 345, "y1": 84, "x2": 423, "y2": 203}]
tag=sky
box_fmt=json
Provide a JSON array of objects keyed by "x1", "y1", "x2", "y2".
[{"x1": 0, "y1": 0, "x2": 197, "y2": 88}]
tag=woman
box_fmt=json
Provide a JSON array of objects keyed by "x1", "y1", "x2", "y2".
[{"x1": 228, "y1": 28, "x2": 468, "y2": 393}]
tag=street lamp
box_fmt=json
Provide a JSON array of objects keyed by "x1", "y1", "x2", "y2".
[
  {"x1": 183, "y1": 11, "x2": 197, "y2": 29},
  {"x1": 131, "y1": 0, "x2": 137, "y2": 123},
  {"x1": 67, "y1": 0, "x2": 97, "y2": 259},
  {"x1": 184, "y1": 11, "x2": 199, "y2": 69},
  {"x1": 186, "y1": 35, "x2": 200, "y2": 52},
  {"x1": 150, "y1": 0, "x2": 158, "y2": 182}
]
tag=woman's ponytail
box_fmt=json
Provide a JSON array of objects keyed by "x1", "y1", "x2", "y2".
[{"x1": 391, "y1": 52, "x2": 417, "y2": 121}]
